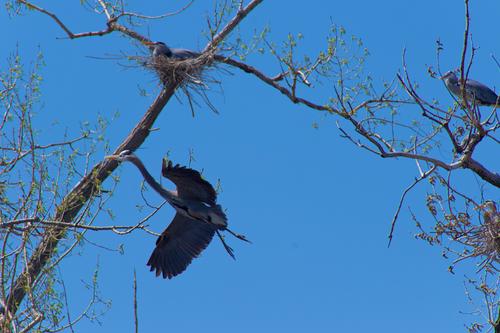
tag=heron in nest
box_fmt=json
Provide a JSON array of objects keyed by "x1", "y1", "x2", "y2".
[
  {"x1": 143, "y1": 41, "x2": 200, "y2": 60},
  {"x1": 106, "y1": 150, "x2": 249, "y2": 279},
  {"x1": 441, "y1": 71, "x2": 499, "y2": 106}
]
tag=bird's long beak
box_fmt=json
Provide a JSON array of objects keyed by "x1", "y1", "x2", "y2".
[{"x1": 142, "y1": 40, "x2": 154, "y2": 46}]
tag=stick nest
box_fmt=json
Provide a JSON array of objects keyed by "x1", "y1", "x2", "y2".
[
  {"x1": 143, "y1": 52, "x2": 216, "y2": 87},
  {"x1": 140, "y1": 51, "x2": 222, "y2": 115},
  {"x1": 472, "y1": 202, "x2": 500, "y2": 267}
]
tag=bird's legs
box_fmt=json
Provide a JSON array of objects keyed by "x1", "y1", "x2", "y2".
[
  {"x1": 216, "y1": 230, "x2": 235, "y2": 260},
  {"x1": 225, "y1": 228, "x2": 251, "y2": 243}
]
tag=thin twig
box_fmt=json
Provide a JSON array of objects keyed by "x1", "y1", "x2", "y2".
[
  {"x1": 118, "y1": 0, "x2": 194, "y2": 20},
  {"x1": 133, "y1": 270, "x2": 138, "y2": 333},
  {"x1": 387, "y1": 165, "x2": 436, "y2": 247}
]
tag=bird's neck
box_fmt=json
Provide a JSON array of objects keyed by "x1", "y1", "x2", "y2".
[
  {"x1": 128, "y1": 157, "x2": 176, "y2": 202},
  {"x1": 445, "y1": 77, "x2": 461, "y2": 95}
]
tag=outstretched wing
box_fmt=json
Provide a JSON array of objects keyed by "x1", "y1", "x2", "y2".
[
  {"x1": 162, "y1": 160, "x2": 217, "y2": 205},
  {"x1": 147, "y1": 213, "x2": 217, "y2": 279}
]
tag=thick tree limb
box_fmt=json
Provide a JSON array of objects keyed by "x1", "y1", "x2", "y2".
[
  {"x1": 461, "y1": 156, "x2": 500, "y2": 186},
  {"x1": 6, "y1": 85, "x2": 177, "y2": 313},
  {"x1": 6, "y1": 0, "x2": 263, "y2": 315}
]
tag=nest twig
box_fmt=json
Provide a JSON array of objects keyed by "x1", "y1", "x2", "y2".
[
  {"x1": 146, "y1": 52, "x2": 214, "y2": 85},
  {"x1": 453, "y1": 202, "x2": 500, "y2": 271},
  {"x1": 471, "y1": 202, "x2": 500, "y2": 268}
]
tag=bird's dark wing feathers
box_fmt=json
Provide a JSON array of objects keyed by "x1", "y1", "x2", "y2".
[
  {"x1": 162, "y1": 159, "x2": 217, "y2": 205},
  {"x1": 147, "y1": 213, "x2": 217, "y2": 279},
  {"x1": 466, "y1": 79, "x2": 499, "y2": 105},
  {"x1": 171, "y1": 48, "x2": 200, "y2": 59}
]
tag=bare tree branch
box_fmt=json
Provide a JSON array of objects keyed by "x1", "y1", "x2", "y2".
[
  {"x1": 117, "y1": 1, "x2": 195, "y2": 20},
  {"x1": 17, "y1": 0, "x2": 114, "y2": 39},
  {"x1": 214, "y1": 55, "x2": 340, "y2": 112},
  {"x1": 387, "y1": 165, "x2": 437, "y2": 247},
  {"x1": 204, "y1": 0, "x2": 264, "y2": 53}
]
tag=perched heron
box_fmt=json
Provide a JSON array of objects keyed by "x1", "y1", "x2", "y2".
[
  {"x1": 105, "y1": 150, "x2": 248, "y2": 279},
  {"x1": 441, "y1": 71, "x2": 499, "y2": 106},
  {"x1": 143, "y1": 41, "x2": 200, "y2": 60}
]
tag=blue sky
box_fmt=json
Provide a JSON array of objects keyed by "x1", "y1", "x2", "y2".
[{"x1": 2, "y1": 1, "x2": 499, "y2": 332}]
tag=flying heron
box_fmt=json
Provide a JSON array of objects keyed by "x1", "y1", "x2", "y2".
[
  {"x1": 441, "y1": 71, "x2": 499, "y2": 106},
  {"x1": 143, "y1": 41, "x2": 200, "y2": 60},
  {"x1": 105, "y1": 150, "x2": 248, "y2": 279}
]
